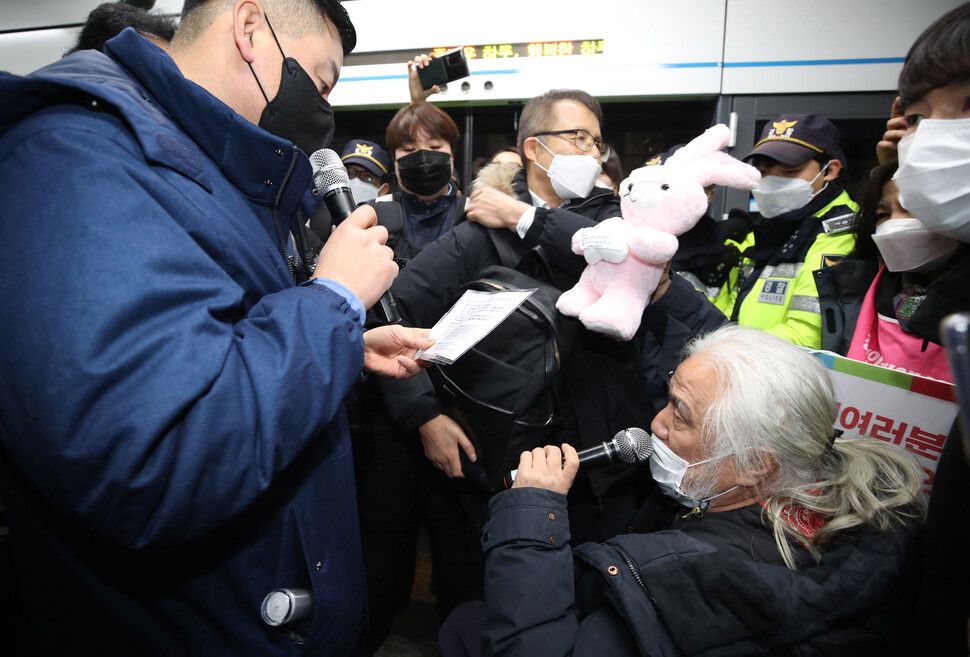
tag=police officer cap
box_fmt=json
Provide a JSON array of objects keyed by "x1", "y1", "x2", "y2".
[
  {"x1": 340, "y1": 139, "x2": 391, "y2": 178},
  {"x1": 743, "y1": 113, "x2": 846, "y2": 168}
]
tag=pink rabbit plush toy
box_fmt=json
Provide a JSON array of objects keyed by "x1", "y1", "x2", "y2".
[{"x1": 556, "y1": 123, "x2": 761, "y2": 341}]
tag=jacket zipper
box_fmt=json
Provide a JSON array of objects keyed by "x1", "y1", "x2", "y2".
[
  {"x1": 605, "y1": 541, "x2": 655, "y2": 603},
  {"x1": 272, "y1": 146, "x2": 300, "y2": 282}
]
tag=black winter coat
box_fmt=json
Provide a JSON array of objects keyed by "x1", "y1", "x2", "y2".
[
  {"x1": 814, "y1": 256, "x2": 879, "y2": 354},
  {"x1": 483, "y1": 488, "x2": 920, "y2": 657},
  {"x1": 378, "y1": 170, "x2": 628, "y2": 435}
]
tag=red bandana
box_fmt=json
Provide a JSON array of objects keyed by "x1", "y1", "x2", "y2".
[{"x1": 760, "y1": 502, "x2": 831, "y2": 548}]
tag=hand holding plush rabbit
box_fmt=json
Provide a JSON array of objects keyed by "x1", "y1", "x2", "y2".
[{"x1": 556, "y1": 124, "x2": 761, "y2": 341}]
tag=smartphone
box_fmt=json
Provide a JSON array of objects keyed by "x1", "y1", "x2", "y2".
[
  {"x1": 417, "y1": 47, "x2": 470, "y2": 90},
  {"x1": 941, "y1": 312, "x2": 970, "y2": 460}
]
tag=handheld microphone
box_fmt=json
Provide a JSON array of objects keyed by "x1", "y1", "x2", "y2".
[
  {"x1": 309, "y1": 148, "x2": 358, "y2": 226},
  {"x1": 309, "y1": 149, "x2": 401, "y2": 324},
  {"x1": 503, "y1": 427, "x2": 654, "y2": 488}
]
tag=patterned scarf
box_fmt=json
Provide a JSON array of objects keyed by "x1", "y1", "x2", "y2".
[
  {"x1": 892, "y1": 277, "x2": 929, "y2": 332},
  {"x1": 760, "y1": 500, "x2": 831, "y2": 550}
]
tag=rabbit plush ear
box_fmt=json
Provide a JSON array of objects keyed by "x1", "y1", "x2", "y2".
[
  {"x1": 690, "y1": 152, "x2": 762, "y2": 190},
  {"x1": 665, "y1": 124, "x2": 732, "y2": 166},
  {"x1": 665, "y1": 123, "x2": 761, "y2": 191}
]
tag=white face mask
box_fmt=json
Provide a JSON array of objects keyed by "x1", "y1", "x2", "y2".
[
  {"x1": 649, "y1": 434, "x2": 736, "y2": 511},
  {"x1": 348, "y1": 177, "x2": 381, "y2": 203},
  {"x1": 871, "y1": 216, "x2": 961, "y2": 272},
  {"x1": 751, "y1": 162, "x2": 830, "y2": 219},
  {"x1": 895, "y1": 118, "x2": 970, "y2": 243},
  {"x1": 535, "y1": 138, "x2": 602, "y2": 200}
]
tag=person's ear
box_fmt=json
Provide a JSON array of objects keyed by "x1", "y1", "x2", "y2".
[
  {"x1": 523, "y1": 137, "x2": 541, "y2": 165},
  {"x1": 822, "y1": 159, "x2": 842, "y2": 182},
  {"x1": 233, "y1": 0, "x2": 264, "y2": 64},
  {"x1": 377, "y1": 182, "x2": 389, "y2": 197},
  {"x1": 733, "y1": 448, "x2": 779, "y2": 488}
]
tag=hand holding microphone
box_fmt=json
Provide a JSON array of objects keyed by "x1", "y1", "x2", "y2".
[
  {"x1": 505, "y1": 427, "x2": 653, "y2": 491},
  {"x1": 510, "y1": 443, "x2": 580, "y2": 495},
  {"x1": 312, "y1": 203, "x2": 396, "y2": 310},
  {"x1": 310, "y1": 149, "x2": 401, "y2": 322}
]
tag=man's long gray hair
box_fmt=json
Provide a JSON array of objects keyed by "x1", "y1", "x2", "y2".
[{"x1": 684, "y1": 325, "x2": 925, "y2": 569}]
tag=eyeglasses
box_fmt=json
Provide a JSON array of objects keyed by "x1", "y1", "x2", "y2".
[
  {"x1": 532, "y1": 129, "x2": 611, "y2": 162},
  {"x1": 346, "y1": 167, "x2": 381, "y2": 186}
]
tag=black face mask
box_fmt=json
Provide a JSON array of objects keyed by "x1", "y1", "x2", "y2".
[
  {"x1": 249, "y1": 16, "x2": 335, "y2": 154},
  {"x1": 397, "y1": 149, "x2": 453, "y2": 196}
]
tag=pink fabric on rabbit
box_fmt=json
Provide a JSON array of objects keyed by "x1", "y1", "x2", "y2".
[{"x1": 557, "y1": 124, "x2": 762, "y2": 341}]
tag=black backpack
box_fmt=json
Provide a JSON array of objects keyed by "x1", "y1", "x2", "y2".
[{"x1": 428, "y1": 231, "x2": 580, "y2": 493}]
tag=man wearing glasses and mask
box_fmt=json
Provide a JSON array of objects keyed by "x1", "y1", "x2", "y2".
[
  {"x1": 465, "y1": 89, "x2": 618, "y2": 245},
  {"x1": 380, "y1": 89, "x2": 726, "y2": 548}
]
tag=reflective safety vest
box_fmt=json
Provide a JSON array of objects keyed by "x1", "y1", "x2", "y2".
[{"x1": 711, "y1": 189, "x2": 858, "y2": 348}]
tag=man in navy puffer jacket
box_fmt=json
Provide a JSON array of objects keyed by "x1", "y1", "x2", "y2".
[{"x1": 0, "y1": 1, "x2": 431, "y2": 655}]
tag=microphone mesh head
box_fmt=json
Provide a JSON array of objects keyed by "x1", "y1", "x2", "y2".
[
  {"x1": 614, "y1": 427, "x2": 654, "y2": 464},
  {"x1": 309, "y1": 148, "x2": 350, "y2": 194}
]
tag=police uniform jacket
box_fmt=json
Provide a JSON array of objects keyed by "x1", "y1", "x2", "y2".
[{"x1": 712, "y1": 183, "x2": 858, "y2": 348}]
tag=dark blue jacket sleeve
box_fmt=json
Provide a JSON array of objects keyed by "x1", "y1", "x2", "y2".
[
  {"x1": 482, "y1": 488, "x2": 580, "y2": 657},
  {"x1": 0, "y1": 116, "x2": 364, "y2": 550}
]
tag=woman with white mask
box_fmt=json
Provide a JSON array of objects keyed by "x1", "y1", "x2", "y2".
[
  {"x1": 873, "y1": 6, "x2": 970, "y2": 656},
  {"x1": 815, "y1": 162, "x2": 964, "y2": 382},
  {"x1": 864, "y1": 2, "x2": 970, "y2": 350},
  {"x1": 887, "y1": 3, "x2": 970, "y2": 245}
]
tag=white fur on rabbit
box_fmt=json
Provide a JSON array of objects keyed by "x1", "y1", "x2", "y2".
[{"x1": 556, "y1": 124, "x2": 761, "y2": 341}]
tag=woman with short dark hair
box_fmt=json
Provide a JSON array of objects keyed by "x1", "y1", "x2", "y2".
[
  {"x1": 381, "y1": 102, "x2": 464, "y2": 250},
  {"x1": 352, "y1": 99, "x2": 479, "y2": 657}
]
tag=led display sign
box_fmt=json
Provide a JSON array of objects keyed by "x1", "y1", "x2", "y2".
[{"x1": 431, "y1": 40, "x2": 605, "y2": 61}]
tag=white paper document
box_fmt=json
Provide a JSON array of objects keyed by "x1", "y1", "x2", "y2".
[{"x1": 415, "y1": 288, "x2": 536, "y2": 365}]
